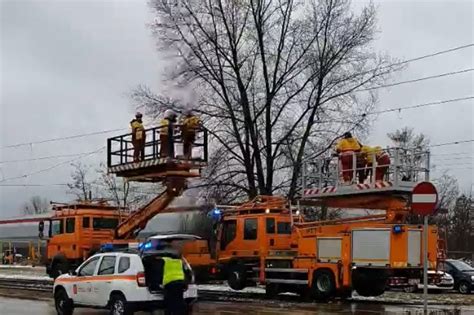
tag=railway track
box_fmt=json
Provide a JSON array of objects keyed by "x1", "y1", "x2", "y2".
[
  {"x1": 0, "y1": 277, "x2": 269, "y2": 301},
  {"x1": 0, "y1": 278, "x2": 53, "y2": 292}
]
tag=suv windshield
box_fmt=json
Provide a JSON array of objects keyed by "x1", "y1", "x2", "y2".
[{"x1": 450, "y1": 260, "x2": 474, "y2": 271}]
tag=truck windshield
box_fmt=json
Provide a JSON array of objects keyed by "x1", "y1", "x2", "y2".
[
  {"x1": 51, "y1": 219, "x2": 63, "y2": 235},
  {"x1": 93, "y1": 218, "x2": 119, "y2": 230}
]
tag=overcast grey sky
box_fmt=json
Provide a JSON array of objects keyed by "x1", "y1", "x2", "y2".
[{"x1": 0, "y1": 0, "x2": 473, "y2": 218}]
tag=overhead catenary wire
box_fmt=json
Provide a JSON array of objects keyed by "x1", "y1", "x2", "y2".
[
  {"x1": 430, "y1": 139, "x2": 474, "y2": 148},
  {"x1": 0, "y1": 147, "x2": 105, "y2": 183},
  {"x1": 1, "y1": 95, "x2": 472, "y2": 165},
  {"x1": 359, "y1": 68, "x2": 473, "y2": 92},
  {"x1": 0, "y1": 152, "x2": 98, "y2": 164},
  {"x1": 382, "y1": 43, "x2": 474, "y2": 68},
  {"x1": 365, "y1": 96, "x2": 473, "y2": 116},
  {"x1": 1, "y1": 44, "x2": 473, "y2": 151},
  {"x1": 1, "y1": 128, "x2": 126, "y2": 149}
]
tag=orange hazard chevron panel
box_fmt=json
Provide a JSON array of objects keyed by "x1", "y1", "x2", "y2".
[
  {"x1": 356, "y1": 181, "x2": 393, "y2": 190},
  {"x1": 108, "y1": 158, "x2": 206, "y2": 174},
  {"x1": 303, "y1": 186, "x2": 337, "y2": 195}
]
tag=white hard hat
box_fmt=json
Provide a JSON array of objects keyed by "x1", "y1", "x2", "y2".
[{"x1": 164, "y1": 109, "x2": 176, "y2": 119}]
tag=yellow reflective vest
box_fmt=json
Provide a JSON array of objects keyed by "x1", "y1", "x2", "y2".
[
  {"x1": 181, "y1": 116, "x2": 200, "y2": 131},
  {"x1": 130, "y1": 120, "x2": 145, "y2": 140},
  {"x1": 335, "y1": 138, "x2": 361, "y2": 153},
  {"x1": 361, "y1": 146, "x2": 384, "y2": 164},
  {"x1": 162, "y1": 257, "x2": 185, "y2": 286},
  {"x1": 160, "y1": 119, "x2": 170, "y2": 135}
]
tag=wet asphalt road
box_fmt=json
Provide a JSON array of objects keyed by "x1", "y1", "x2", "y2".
[{"x1": 1, "y1": 296, "x2": 473, "y2": 315}]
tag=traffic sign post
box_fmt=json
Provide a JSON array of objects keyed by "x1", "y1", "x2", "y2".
[{"x1": 411, "y1": 181, "x2": 438, "y2": 315}]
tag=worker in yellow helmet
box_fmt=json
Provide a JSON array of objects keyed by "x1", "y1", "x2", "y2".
[
  {"x1": 180, "y1": 109, "x2": 201, "y2": 160},
  {"x1": 361, "y1": 145, "x2": 391, "y2": 182},
  {"x1": 160, "y1": 109, "x2": 177, "y2": 158},
  {"x1": 335, "y1": 132, "x2": 362, "y2": 183},
  {"x1": 130, "y1": 112, "x2": 146, "y2": 162}
]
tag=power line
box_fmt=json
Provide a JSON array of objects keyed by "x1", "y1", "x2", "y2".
[
  {"x1": 385, "y1": 43, "x2": 474, "y2": 68},
  {"x1": 430, "y1": 139, "x2": 474, "y2": 148},
  {"x1": 431, "y1": 151, "x2": 473, "y2": 156},
  {"x1": 1, "y1": 128, "x2": 125, "y2": 149},
  {"x1": 433, "y1": 156, "x2": 473, "y2": 162},
  {"x1": 1, "y1": 45, "x2": 472, "y2": 151},
  {"x1": 360, "y1": 68, "x2": 473, "y2": 92},
  {"x1": 0, "y1": 152, "x2": 95, "y2": 164},
  {"x1": 367, "y1": 96, "x2": 473, "y2": 116},
  {"x1": 0, "y1": 184, "x2": 68, "y2": 187},
  {"x1": 0, "y1": 147, "x2": 105, "y2": 183}
]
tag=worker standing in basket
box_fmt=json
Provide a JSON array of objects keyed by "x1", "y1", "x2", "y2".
[
  {"x1": 335, "y1": 132, "x2": 362, "y2": 183},
  {"x1": 160, "y1": 110, "x2": 177, "y2": 158},
  {"x1": 131, "y1": 112, "x2": 146, "y2": 162},
  {"x1": 362, "y1": 145, "x2": 391, "y2": 182},
  {"x1": 180, "y1": 109, "x2": 201, "y2": 160}
]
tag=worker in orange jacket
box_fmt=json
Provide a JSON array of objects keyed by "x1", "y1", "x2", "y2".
[
  {"x1": 361, "y1": 146, "x2": 391, "y2": 182},
  {"x1": 131, "y1": 112, "x2": 146, "y2": 162},
  {"x1": 335, "y1": 132, "x2": 362, "y2": 183},
  {"x1": 160, "y1": 109, "x2": 177, "y2": 158},
  {"x1": 180, "y1": 109, "x2": 201, "y2": 160}
]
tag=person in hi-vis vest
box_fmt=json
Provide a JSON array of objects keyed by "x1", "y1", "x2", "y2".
[
  {"x1": 162, "y1": 256, "x2": 186, "y2": 315},
  {"x1": 180, "y1": 109, "x2": 201, "y2": 159},
  {"x1": 160, "y1": 109, "x2": 177, "y2": 158},
  {"x1": 130, "y1": 112, "x2": 145, "y2": 162},
  {"x1": 335, "y1": 132, "x2": 363, "y2": 183}
]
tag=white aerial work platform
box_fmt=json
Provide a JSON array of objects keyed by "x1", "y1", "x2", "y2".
[{"x1": 300, "y1": 147, "x2": 431, "y2": 200}]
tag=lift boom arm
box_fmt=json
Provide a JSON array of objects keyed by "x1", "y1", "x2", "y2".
[{"x1": 115, "y1": 177, "x2": 186, "y2": 239}]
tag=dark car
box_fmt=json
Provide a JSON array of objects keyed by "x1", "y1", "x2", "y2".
[{"x1": 439, "y1": 259, "x2": 474, "y2": 294}]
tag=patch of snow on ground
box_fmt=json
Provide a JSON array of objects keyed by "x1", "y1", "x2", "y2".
[
  {"x1": 0, "y1": 274, "x2": 52, "y2": 281},
  {"x1": 0, "y1": 265, "x2": 46, "y2": 270}
]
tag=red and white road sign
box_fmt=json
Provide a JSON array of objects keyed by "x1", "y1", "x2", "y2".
[{"x1": 411, "y1": 181, "x2": 438, "y2": 216}]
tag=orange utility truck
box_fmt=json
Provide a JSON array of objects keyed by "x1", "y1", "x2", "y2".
[
  {"x1": 40, "y1": 125, "x2": 208, "y2": 277},
  {"x1": 180, "y1": 148, "x2": 440, "y2": 299}
]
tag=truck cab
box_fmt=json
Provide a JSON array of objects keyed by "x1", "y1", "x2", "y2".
[{"x1": 41, "y1": 201, "x2": 125, "y2": 278}]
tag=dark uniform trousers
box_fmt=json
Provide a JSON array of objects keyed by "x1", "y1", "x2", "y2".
[{"x1": 164, "y1": 280, "x2": 186, "y2": 315}]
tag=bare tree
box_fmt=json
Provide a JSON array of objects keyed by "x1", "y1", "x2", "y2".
[
  {"x1": 67, "y1": 162, "x2": 94, "y2": 201},
  {"x1": 303, "y1": 205, "x2": 342, "y2": 221},
  {"x1": 23, "y1": 196, "x2": 49, "y2": 215},
  {"x1": 135, "y1": 0, "x2": 396, "y2": 200},
  {"x1": 387, "y1": 127, "x2": 430, "y2": 150},
  {"x1": 96, "y1": 163, "x2": 160, "y2": 211},
  {"x1": 448, "y1": 195, "x2": 473, "y2": 252},
  {"x1": 387, "y1": 127, "x2": 430, "y2": 182}
]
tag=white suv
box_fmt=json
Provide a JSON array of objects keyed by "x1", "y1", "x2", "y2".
[{"x1": 53, "y1": 251, "x2": 197, "y2": 315}]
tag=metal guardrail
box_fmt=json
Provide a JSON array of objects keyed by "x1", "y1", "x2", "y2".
[
  {"x1": 302, "y1": 147, "x2": 430, "y2": 193},
  {"x1": 107, "y1": 125, "x2": 208, "y2": 168}
]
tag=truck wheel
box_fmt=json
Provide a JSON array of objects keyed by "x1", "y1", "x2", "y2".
[
  {"x1": 265, "y1": 283, "x2": 280, "y2": 298},
  {"x1": 54, "y1": 288, "x2": 74, "y2": 315},
  {"x1": 227, "y1": 264, "x2": 247, "y2": 291},
  {"x1": 109, "y1": 293, "x2": 132, "y2": 315},
  {"x1": 51, "y1": 260, "x2": 70, "y2": 279},
  {"x1": 352, "y1": 269, "x2": 387, "y2": 297},
  {"x1": 458, "y1": 281, "x2": 471, "y2": 294},
  {"x1": 311, "y1": 269, "x2": 336, "y2": 301}
]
